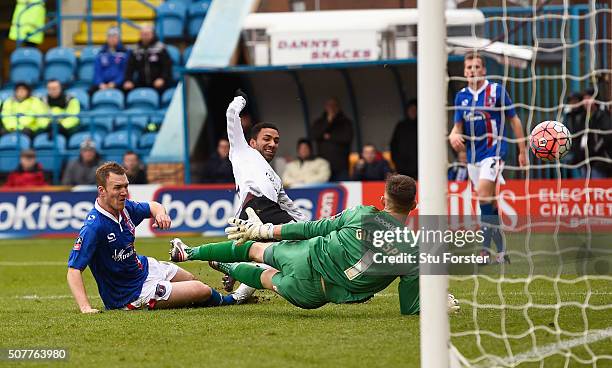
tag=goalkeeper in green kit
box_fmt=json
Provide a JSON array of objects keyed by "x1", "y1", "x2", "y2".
[{"x1": 169, "y1": 174, "x2": 459, "y2": 315}]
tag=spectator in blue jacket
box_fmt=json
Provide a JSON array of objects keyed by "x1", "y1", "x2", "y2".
[
  {"x1": 351, "y1": 143, "x2": 392, "y2": 181},
  {"x1": 90, "y1": 27, "x2": 130, "y2": 94}
]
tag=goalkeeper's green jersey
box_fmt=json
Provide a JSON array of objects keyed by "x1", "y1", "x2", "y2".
[{"x1": 281, "y1": 205, "x2": 419, "y2": 315}]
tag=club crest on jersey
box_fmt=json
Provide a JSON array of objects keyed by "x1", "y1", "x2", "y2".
[
  {"x1": 73, "y1": 237, "x2": 83, "y2": 250},
  {"x1": 121, "y1": 209, "x2": 136, "y2": 235}
]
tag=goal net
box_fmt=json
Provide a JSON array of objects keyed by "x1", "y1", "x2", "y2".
[{"x1": 438, "y1": 2, "x2": 611, "y2": 367}]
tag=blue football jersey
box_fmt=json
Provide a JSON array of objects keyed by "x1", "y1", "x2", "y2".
[
  {"x1": 68, "y1": 199, "x2": 152, "y2": 310},
  {"x1": 453, "y1": 80, "x2": 517, "y2": 163}
]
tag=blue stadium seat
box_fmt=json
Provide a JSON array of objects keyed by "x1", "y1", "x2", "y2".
[
  {"x1": 79, "y1": 114, "x2": 114, "y2": 133},
  {"x1": 33, "y1": 86, "x2": 47, "y2": 99},
  {"x1": 156, "y1": 2, "x2": 187, "y2": 39},
  {"x1": 127, "y1": 88, "x2": 159, "y2": 110},
  {"x1": 0, "y1": 133, "x2": 31, "y2": 151},
  {"x1": 161, "y1": 87, "x2": 175, "y2": 108},
  {"x1": 33, "y1": 133, "x2": 67, "y2": 151},
  {"x1": 103, "y1": 130, "x2": 141, "y2": 150},
  {"x1": 139, "y1": 132, "x2": 158, "y2": 150},
  {"x1": 91, "y1": 88, "x2": 124, "y2": 110},
  {"x1": 33, "y1": 133, "x2": 67, "y2": 172},
  {"x1": 66, "y1": 87, "x2": 90, "y2": 110},
  {"x1": 187, "y1": 1, "x2": 210, "y2": 38},
  {"x1": 0, "y1": 88, "x2": 13, "y2": 102},
  {"x1": 44, "y1": 47, "x2": 77, "y2": 84},
  {"x1": 10, "y1": 47, "x2": 43, "y2": 85},
  {"x1": 114, "y1": 110, "x2": 149, "y2": 131},
  {"x1": 68, "y1": 131, "x2": 104, "y2": 150},
  {"x1": 77, "y1": 46, "x2": 100, "y2": 86},
  {"x1": 183, "y1": 45, "x2": 193, "y2": 65}
]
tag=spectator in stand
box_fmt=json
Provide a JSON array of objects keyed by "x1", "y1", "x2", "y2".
[
  {"x1": 201, "y1": 138, "x2": 234, "y2": 183},
  {"x1": 9, "y1": 0, "x2": 46, "y2": 47},
  {"x1": 3, "y1": 149, "x2": 47, "y2": 188},
  {"x1": 390, "y1": 99, "x2": 418, "y2": 179},
  {"x1": 448, "y1": 150, "x2": 468, "y2": 182},
  {"x1": 123, "y1": 25, "x2": 173, "y2": 93},
  {"x1": 0, "y1": 82, "x2": 47, "y2": 137},
  {"x1": 61, "y1": 139, "x2": 102, "y2": 185},
  {"x1": 123, "y1": 150, "x2": 147, "y2": 184},
  {"x1": 90, "y1": 26, "x2": 130, "y2": 94},
  {"x1": 575, "y1": 89, "x2": 612, "y2": 178},
  {"x1": 41, "y1": 79, "x2": 80, "y2": 136},
  {"x1": 351, "y1": 143, "x2": 391, "y2": 181},
  {"x1": 282, "y1": 138, "x2": 331, "y2": 188},
  {"x1": 311, "y1": 97, "x2": 353, "y2": 180}
]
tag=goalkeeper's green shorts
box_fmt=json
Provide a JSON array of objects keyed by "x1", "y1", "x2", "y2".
[{"x1": 263, "y1": 240, "x2": 328, "y2": 309}]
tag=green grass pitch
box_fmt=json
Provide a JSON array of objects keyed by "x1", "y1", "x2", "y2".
[{"x1": 0, "y1": 237, "x2": 610, "y2": 367}]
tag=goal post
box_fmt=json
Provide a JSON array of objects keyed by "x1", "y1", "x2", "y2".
[{"x1": 417, "y1": 1, "x2": 450, "y2": 368}]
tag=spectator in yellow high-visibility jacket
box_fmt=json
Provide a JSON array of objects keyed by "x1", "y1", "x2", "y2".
[
  {"x1": 0, "y1": 82, "x2": 47, "y2": 137},
  {"x1": 9, "y1": 0, "x2": 46, "y2": 46},
  {"x1": 40, "y1": 79, "x2": 80, "y2": 136}
]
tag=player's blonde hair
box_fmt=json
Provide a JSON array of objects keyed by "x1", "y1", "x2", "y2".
[
  {"x1": 464, "y1": 51, "x2": 485, "y2": 66},
  {"x1": 96, "y1": 162, "x2": 127, "y2": 187},
  {"x1": 385, "y1": 174, "x2": 417, "y2": 214}
]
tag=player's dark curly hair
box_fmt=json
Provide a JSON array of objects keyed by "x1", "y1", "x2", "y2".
[
  {"x1": 96, "y1": 162, "x2": 126, "y2": 187},
  {"x1": 385, "y1": 174, "x2": 417, "y2": 214},
  {"x1": 250, "y1": 122, "x2": 279, "y2": 141}
]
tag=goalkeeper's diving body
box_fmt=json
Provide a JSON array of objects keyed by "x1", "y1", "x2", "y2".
[
  {"x1": 170, "y1": 175, "x2": 459, "y2": 314},
  {"x1": 211, "y1": 90, "x2": 307, "y2": 302}
]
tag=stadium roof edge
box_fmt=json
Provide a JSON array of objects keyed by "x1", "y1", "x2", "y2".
[{"x1": 183, "y1": 56, "x2": 465, "y2": 73}]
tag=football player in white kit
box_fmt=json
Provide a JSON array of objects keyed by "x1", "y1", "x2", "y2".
[{"x1": 173, "y1": 90, "x2": 306, "y2": 302}]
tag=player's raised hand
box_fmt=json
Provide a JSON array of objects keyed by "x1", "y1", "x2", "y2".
[
  {"x1": 449, "y1": 132, "x2": 465, "y2": 152},
  {"x1": 153, "y1": 213, "x2": 172, "y2": 230},
  {"x1": 448, "y1": 294, "x2": 460, "y2": 315}
]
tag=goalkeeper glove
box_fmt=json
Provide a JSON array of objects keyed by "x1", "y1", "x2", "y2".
[
  {"x1": 225, "y1": 208, "x2": 274, "y2": 244},
  {"x1": 448, "y1": 293, "x2": 460, "y2": 314}
]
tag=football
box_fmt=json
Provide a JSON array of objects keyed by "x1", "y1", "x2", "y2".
[{"x1": 529, "y1": 120, "x2": 572, "y2": 161}]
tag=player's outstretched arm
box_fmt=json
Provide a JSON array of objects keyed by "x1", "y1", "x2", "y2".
[
  {"x1": 509, "y1": 115, "x2": 527, "y2": 167},
  {"x1": 67, "y1": 268, "x2": 99, "y2": 313},
  {"x1": 226, "y1": 93, "x2": 250, "y2": 154},
  {"x1": 149, "y1": 201, "x2": 171, "y2": 230}
]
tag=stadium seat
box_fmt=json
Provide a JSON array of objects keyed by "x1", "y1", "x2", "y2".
[
  {"x1": 66, "y1": 87, "x2": 90, "y2": 110},
  {"x1": 161, "y1": 87, "x2": 175, "y2": 108},
  {"x1": 139, "y1": 132, "x2": 158, "y2": 150},
  {"x1": 0, "y1": 154, "x2": 20, "y2": 173},
  {"x1": 33, "y1": 133, "x2": 67, "y2": 173},
  {"x1": 44, "y1": 47, "x2": 77, "y2": 84},
  {"x1": 9, "y1": 47, "x2": 43, "y2": 85},
  {"x1": 79, "y1": 114, "x2": 114, "y2": 133},
  {"x1": 182, "y1": 45, "x2": 193, "y2": 65},
  {"x1": 77, "y1": 46, "x2": 100, "y2": 86},
  {"x1": 91, "y1": 88, "x2": 124, "y2": 110},
  {"x1": 0, "y1": 133, "x2": 31, "y2": 151},
  {"x1": 156, "y1": 2, "x2": 187, "y2": 40},
  {"x1": 33, "y1": 133, "x2": 67, "y2": 151},
  {"x1": 0, "y1": 88, "x2": 13, "y2": 102},
  {"x1": 114, "y1": 110, "x2": 149, "y2": 131},
  {"x1": 68, "y1": 131, "x2": 104, "y2": 150},
  {"x1": 33, "y1": 86, "x2": 47, "y2": 99},
  {"x1": 187, "y1": 1, "x2": 210, "y2": 38},
  {"x1": 103, "y1": 130, "x2": 141, "y2": 150},
  {"x1": 127, "y1": 88, "x2": 159, "y2": 110}
]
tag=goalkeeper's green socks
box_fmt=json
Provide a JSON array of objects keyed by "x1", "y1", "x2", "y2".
[
  {"x1": 187, "y1": 240, "x2": 254, "y2": 262},
  {"x1": 216, "y1": 262, "x2": 265, "y2": 290}
]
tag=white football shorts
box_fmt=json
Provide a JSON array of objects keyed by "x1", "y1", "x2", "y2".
[
  {"x1": 125, "y1": 257, "x2": 179, "y2": 310},
  {"x1": 467, "y1": 156, "x2": 505, "y2": 189}
]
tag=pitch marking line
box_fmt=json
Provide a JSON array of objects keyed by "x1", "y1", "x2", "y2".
[
  {"x1": 474, "y1": 327, "x2": 612, "y2": 368},
  {"x1": 0, "y1": 261, "x2": 66, "y2": 266}
]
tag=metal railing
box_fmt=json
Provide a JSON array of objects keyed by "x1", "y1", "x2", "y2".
[{"x1": 0, "y1": 111, "x2": 162, "y2": 184}]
